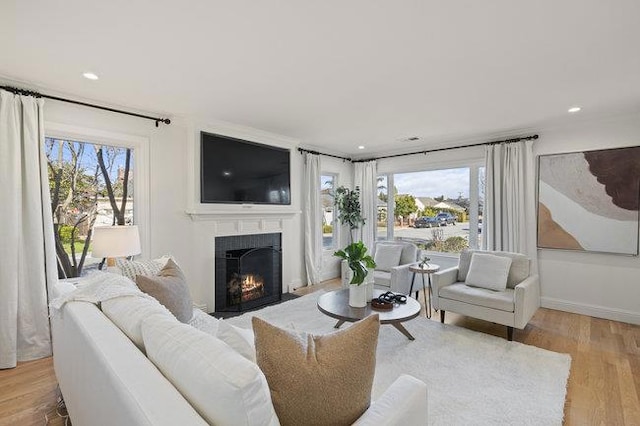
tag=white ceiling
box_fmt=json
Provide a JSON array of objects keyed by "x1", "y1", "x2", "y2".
[{"x1": 2, "y1": 0, "x2": 640, "y2": 156}]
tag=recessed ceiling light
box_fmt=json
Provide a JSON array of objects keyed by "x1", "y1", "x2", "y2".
[
  {"x1": 358, "y1": 145, "x2": 365, "y2": 150},
  {"x1": 82, "y1": 72, "x2": 99, "y2": 80},
  {"x1": 568, "y1": 106, "x2": 581, "y2": 113},
  {"x1": 222, "y1": 171, "x2": 231, "y2": 176}
]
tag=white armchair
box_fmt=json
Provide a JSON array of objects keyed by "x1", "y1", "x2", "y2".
[
  {"x1": 431, "y1": 249, "x2": 540, "y2": 341},
  {"x1": 371, "y1": 241, "x2": 419, "y2": 295}
]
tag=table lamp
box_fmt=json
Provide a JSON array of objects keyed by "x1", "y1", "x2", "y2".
[{"x1": 91, "y1": 225, "x2": 141, "y2": 267}]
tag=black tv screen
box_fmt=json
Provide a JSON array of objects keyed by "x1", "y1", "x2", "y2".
[{"x1": 200, "y1": 132, "x2": 291, "y2": 205}]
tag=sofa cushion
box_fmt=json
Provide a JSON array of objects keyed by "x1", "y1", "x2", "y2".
[
  {"x1": 458, "y1": 249, "x2": 530, "y2": 289},
  {"x1": 136, "y1": 259, "x2": 193, "y2": 323},
  {"x1": 217, "y1": 320, "x2": 256, "y2": 362},
  {"x1": 439, "y1": 283, "x2": 515, "y2": 312},
  {"x1": 141, "y1": 316, "x2": 279, "y2": 426},
  {"x1": 252, "y1": 315, "x2": 379, "y2": 426},
  {"x1": 374, "y1": 244, "x2": 403, "y2": 272},
  {"x1": 102, "y1": 294, "x2": 176, "y2": 352},
  {"x1": 465, "y1": 253, "x2": 512, "y2": 291}
]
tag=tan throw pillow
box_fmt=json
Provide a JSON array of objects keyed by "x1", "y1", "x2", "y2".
[
  {"x1": 252, "y1": 315, "x2": 380, "y2": 426},
  {"x1": 136, "y1": 258, "x2": 193, "y2": 323}
]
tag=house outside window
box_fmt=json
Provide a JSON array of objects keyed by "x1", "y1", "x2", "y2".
[{"x1": 321, "y1": 174, "x2": 337, "y2": 249}]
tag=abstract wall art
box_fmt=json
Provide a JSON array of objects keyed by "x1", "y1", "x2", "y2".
[{"x1": 537, "y1": 146, "x2": 640, "y2": 255}]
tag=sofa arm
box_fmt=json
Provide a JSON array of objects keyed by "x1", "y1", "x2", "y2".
[
  {"x1": 352, "y1": 375, "x2": 427, "y2": 426},
  {"x1": 430, "y1": 267, "x2": 459, "y2": 310},
  {"x1": 514, "y1": 274, "x2": 540, "y2": 329},
  {"x1": 389, "y1": 264, "x2": 414, "y2": 295}
]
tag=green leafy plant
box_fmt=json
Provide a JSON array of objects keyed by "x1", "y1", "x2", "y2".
[
  {"x1": 334, "y1": 241, "x2": 376, "y2": 285},
  {"x1": 334, "y1": 186, "x2": 365, "y2": 243}
]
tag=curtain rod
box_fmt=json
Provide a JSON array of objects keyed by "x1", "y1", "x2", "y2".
[
  {"x1": 297, "y1": 147, "x2": 352, "y2": 162},
  {"x1": 0, "y1": 85, "x2": 171, "y2": 127},
  {"x1": 352, "y1": 134, "x2": 539, "y2": 163}
]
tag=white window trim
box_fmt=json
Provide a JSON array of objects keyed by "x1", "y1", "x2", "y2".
[{"x1": 44, "y1": 121, "x2": 151, "y2": 257}]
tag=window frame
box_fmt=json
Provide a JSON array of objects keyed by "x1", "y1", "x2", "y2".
[
  {"x1": 377, "y1": 157, "x2": 485, "y2": 254},
  {"x1": 44, "y1": 121, "x2": 150, "y2": 257}
]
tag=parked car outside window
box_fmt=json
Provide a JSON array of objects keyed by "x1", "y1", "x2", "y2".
[
  {"x1": 436, "y1": 212, "x2": 456, "y2": 226},
  {"x1": 414, "y1": 216, "x2": 439, "y2": 228}
]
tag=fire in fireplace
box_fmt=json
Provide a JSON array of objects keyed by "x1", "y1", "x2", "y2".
[
  {"x1": 228, "y1": 273, "x2": 265, "y2": 304},
  {"x1": 215, "y1": 233, "x2": 282, "y2": 312}
]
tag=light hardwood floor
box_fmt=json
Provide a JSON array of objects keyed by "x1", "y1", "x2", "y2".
[{"x1": 1, "y1": 279, "x2": 638, "y2": 425}]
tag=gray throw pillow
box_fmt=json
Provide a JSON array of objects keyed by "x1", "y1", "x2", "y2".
[{"x1": 136, "y1": 258, "x2": 193, "y2": 322}]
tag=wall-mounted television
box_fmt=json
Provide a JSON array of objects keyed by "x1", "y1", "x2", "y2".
[{"x1": 200, "y1": 132, "x2": 291, "y2": 205}]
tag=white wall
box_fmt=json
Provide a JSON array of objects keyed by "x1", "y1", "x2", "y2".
[{"x1": 534, "y1": 113, "x2": 640, "y2": 325}]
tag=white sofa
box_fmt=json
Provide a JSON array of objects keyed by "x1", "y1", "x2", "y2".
[{"x1": 51, "y1": 280, "x2": 428, "y2": 426}]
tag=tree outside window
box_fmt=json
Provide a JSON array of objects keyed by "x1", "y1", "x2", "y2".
[
  {"x1": 321, "y1": 174, "x2": 336, "y2": 249},
  {"x1": 45, "y1": 138, "x2": 134, "y2": 278}
]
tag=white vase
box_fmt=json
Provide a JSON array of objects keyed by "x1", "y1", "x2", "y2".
[
  {"x1": 349, "y1": 284, "x2": 367, "y2": 308},
  {"x1": 341, "y1": 262, "x2": 353, "y2": 288},
  {"x1": 365, "y1": 268, "x2": 374, "y2": 302}
]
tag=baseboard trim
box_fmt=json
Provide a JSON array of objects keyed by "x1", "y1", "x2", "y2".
[{"x1": 541, "y1": 297, "x2": 640, "y2": 325}]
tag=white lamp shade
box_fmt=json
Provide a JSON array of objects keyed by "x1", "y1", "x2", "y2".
[{"x1": 91, "y1": 225, "x2": 141, "y2": 258}]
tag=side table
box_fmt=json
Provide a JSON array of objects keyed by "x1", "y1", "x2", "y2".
[{"x1": 408, "y1": 263, "x2": 440, "y2": 319}]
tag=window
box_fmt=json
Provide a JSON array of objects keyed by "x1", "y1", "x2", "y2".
[
  {"x1": 376, "y1": 175, "x2": 388, "y2": 240},
  {"x1": 321, "y1": 174, "x2": 337, "y2": 249},
  {"x1": 45, "y1": 137, "x2": 135, "y2": 277},
  {"x1": 378, "y1": 165, "x2": 483, "y2": 254}
]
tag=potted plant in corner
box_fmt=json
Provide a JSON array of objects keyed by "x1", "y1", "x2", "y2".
[
  {"x1": 334, "y1": 186, "x2": 365, "y2": 244},
  {"x1": 334, "y1": 241, "x2": 376, "y2": 307}
]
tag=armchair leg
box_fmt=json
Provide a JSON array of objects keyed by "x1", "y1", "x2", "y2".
[
  {"x1": 507, "y1": 326, "x2": 514, "y2": 341},
  {"x1": 440, "y1": 310, "x2": 445, "y2": 323}
]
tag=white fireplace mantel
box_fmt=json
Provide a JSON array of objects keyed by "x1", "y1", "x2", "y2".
[
  {"x1": 185, "y1": 207, "x2": 301, "y2": 222},
  {"x1": 186, "y1": 207, "x2": 300, "y2": 238}
]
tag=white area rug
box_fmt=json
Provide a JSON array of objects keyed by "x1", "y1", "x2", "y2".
[{"x1": 226, "y1": 291, "x2": 571, "y2": 426}]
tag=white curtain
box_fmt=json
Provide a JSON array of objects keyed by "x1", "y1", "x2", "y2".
[
  {"x1": 483, "y1": 140, "x2": 538, "y2": 270},
  {"x1": 354, "y1": 160, "x2": 377, "y2": 252},
  {"x1": 303, "y1": 153, "x2": 322, "y2": 285},
  {"x1": 0, "y1": 90, "x2": 56, "y2": 369}
]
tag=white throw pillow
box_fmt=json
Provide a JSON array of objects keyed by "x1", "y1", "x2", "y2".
[
  {"x1": 374, "y1": 245, "x2": 403, "y2": 272},
  {"x1": 102, "y1": 295, "x2": 176, "y2": 352},
  {"x1": 141, "y1": 316, "x2": 279, "y2": 426},
  {"x1": 465, "y1": 253, "x2": 512, "y2": 291},
  {"x1": 115, "y1": 255, "x2": 172, "y2": 281},
  {"x1": 216, "y1": 320, "x2": 256, "y2": 362}
]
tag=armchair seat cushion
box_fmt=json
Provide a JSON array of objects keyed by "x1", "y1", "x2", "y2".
[{"x1": 439, "y1": 283, "x2": 515, "y2": 312}]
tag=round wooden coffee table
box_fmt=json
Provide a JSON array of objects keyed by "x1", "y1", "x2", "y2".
[{"x1": 317, "y1": 289, "x2": 421, "y2": 340}]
